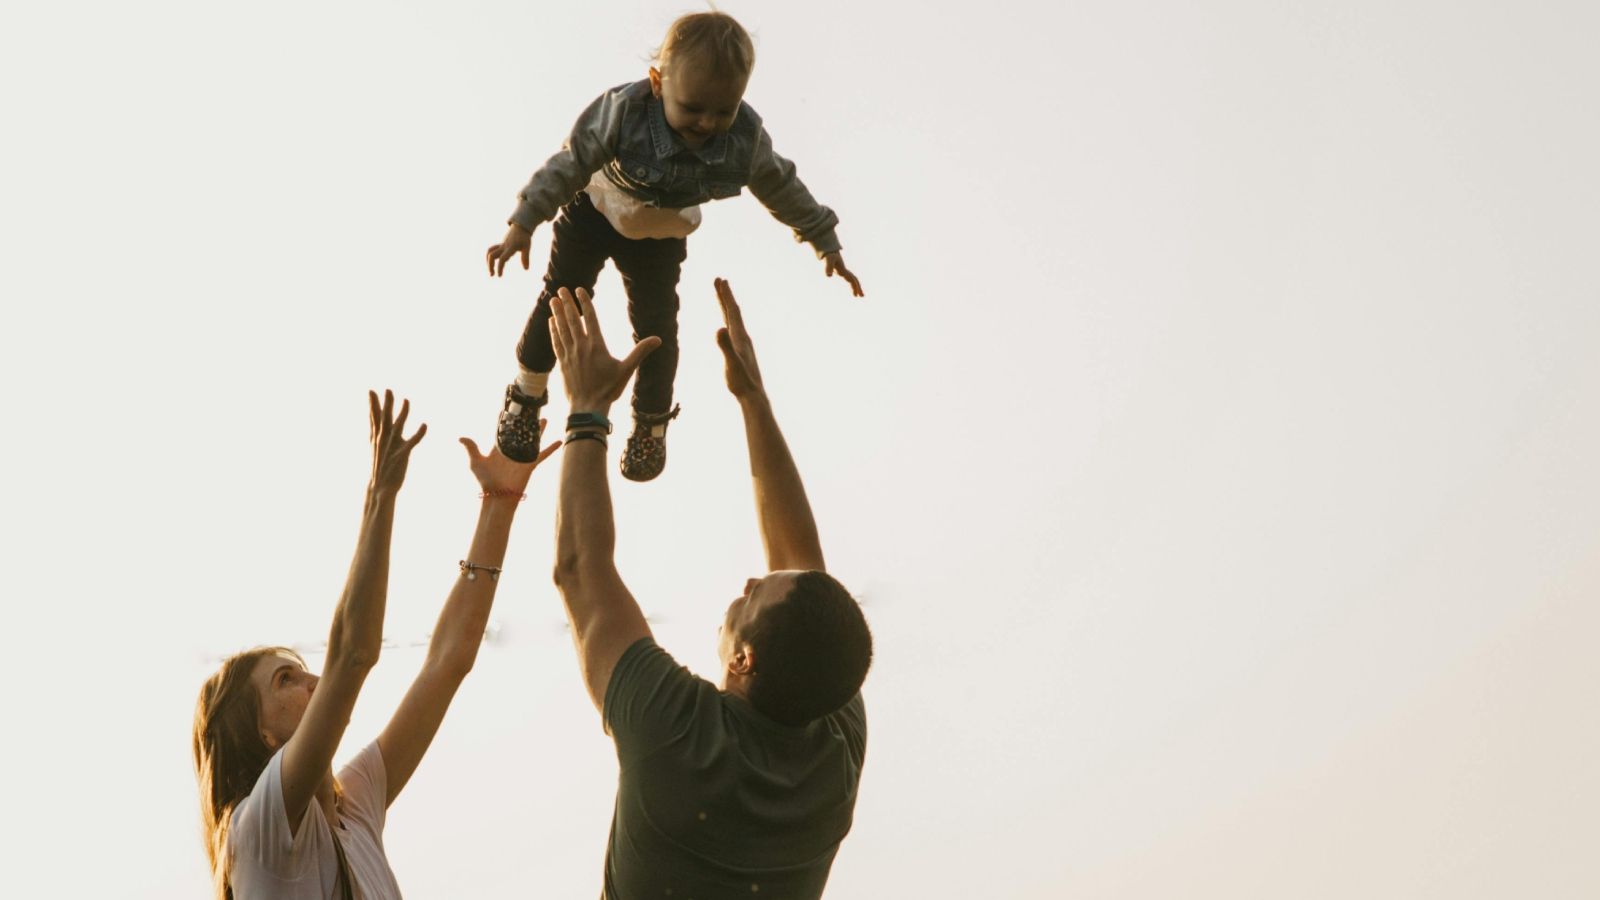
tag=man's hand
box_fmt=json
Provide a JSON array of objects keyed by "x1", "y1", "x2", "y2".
[
  {"x1": 823, "y1": 251, "x2": 864, "y2": 297},
  {"x1": 714, "y1": 278, "x2": 767, "y2": 401},
  {"x1": 460, "y1": 426, "x2": 561, "y2": 496},
  {"x1": 486, "y1": 224, "x2": 533, "y2": 277},
  {"x1": 368, "y1": 389, "x2": 427, "y2": 494},
  {"x1": 548, "y1": 287, "x2": 660, "y2": 412}
]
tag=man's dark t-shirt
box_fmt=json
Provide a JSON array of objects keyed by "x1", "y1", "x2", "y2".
[{"x1": 601, "y1": 637, "x2": 867, "y2": 899}]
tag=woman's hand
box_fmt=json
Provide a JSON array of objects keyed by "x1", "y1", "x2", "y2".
[
  {"x1": 486, "y1": 223, "x2": 533, "y2": 277},
  {"x1": 460, "y1": 425, "x2": 560, "y2": 497},
  {"x1": 369, "y1": 389, "x2": 427, "y2": 495}
]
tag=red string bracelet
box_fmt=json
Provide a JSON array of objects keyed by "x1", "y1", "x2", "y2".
[{"x1": 479, "y1": 489, "x2": 527, "y2": 500}]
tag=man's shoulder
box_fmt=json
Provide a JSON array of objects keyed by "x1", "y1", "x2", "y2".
[{"x1": 606, "y1": 637, "x2": 723, "y2": 746}]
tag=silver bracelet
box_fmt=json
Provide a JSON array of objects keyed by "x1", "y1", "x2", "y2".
[{"x1": 459, "y1": 560, "x2": 501, "y2": 582}]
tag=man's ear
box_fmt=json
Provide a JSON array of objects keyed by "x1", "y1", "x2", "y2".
[
  {"x1": 729, "y1": 644, "x2": 755, "y2": 677},
  {"x1": 648, "y1": 66, "x2": 663, "y2": 97}
]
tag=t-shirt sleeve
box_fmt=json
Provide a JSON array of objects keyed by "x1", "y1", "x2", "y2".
[
  {"x1": 603, "y1": 637, "x2": 715, "y2": 763},
  {"x1": 229, "y1": 749, "x2": 317, "y2": 873},
  {"x1": 831, "y1": 692, "x2": 867, "y2": 768},
  {"x1": 337, "y1": 741, "x2": 389, "y2": 832}
]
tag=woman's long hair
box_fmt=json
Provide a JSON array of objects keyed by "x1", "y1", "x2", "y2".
[{"x1": 193, "y1": 646, "x2": 302, "y2": 900}]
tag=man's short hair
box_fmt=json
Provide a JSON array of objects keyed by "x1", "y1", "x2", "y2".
[{"x1": 744, "y1": 570, "x2": 873, "y2": 726}]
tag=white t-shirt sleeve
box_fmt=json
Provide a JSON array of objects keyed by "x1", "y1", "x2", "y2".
[
  {"x1": 336, "y1": 741, "x2": 389, "y2": 832},
  {"x1": 230, "y1": 748, "x2": 319, "y2": 876},
  {"x1": 227, "y1": 742, "x2": 403, "y2": 900}
]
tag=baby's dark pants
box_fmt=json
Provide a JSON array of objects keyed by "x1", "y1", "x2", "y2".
[{"x1": 515, "y1": 191, "x2": 686, "y2": 415}]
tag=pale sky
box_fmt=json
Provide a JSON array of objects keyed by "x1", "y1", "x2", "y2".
[{"x1": 4, "y1": 1, "x2": 1598, "y2": 897}]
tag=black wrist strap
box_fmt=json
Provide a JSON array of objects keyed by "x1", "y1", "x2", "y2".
[
  {"x1": 566, "y1": 412, "x2": 612, "y2": 434},
  {"x1": 565, "y1": 429, "x2": 608, "y2": 447}
]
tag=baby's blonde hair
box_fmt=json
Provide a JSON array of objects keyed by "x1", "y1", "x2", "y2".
[{"x1": 656, "y1": 11, "x2": 755, "y2": 81}]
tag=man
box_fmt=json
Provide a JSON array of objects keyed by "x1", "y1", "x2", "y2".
[{"x1": 546, "y1": 278, "x2": 872, "y2": 899}]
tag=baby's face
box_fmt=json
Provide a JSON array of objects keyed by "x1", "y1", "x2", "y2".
[{"x1": 651, "y1": 62, "x2": 748, "y2": 150}]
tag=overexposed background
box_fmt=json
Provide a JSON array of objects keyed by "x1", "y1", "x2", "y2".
[{"x1": 3, "y1": 0, "x2": 1598, "y2": 896}]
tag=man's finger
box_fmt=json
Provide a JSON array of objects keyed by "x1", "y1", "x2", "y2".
[
  {"x1": 714, "y1": 278, "x2": 743, "y2": 326},
  {"x1": 554, "y1": 287, "x2": 584, "y2": 341},
  {"x1": 521, "y1": 247, "x2": 530, "y2": 270},
  {"x1": 485, "y1": 246, "x2": 497, "y2": 276},
  {"x1": 548, "y1": 318, "x2": 565, "y2": 363},
  {"x1": 549, "y1": 295, "x2": 572, "y2": 360},
  {"x1": 394, "y1": 398, "x2": 411, "y2": 434},
  {"x1": 574, "y1": 287, "x2": 605, "y2": 346},
  {"x1": 535, "y1": 440, "x2": 563, "y2": 465},
  {"x1": 460, "y1": 436, "x2": 482, "y2": 459},
  {"x1": 619, "y1": 336, "x2": 663, "y2": 375},
  {"x1": 407, "y1": 422, "x2": 428, "y2": 447},
  {"x1": 553, "y1": 292, "x2": 581, "y2": 359}
]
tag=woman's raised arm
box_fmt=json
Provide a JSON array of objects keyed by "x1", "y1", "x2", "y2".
[
  {"x1": 279, "y1": 390, "x2": 425, "y2": 827},
  {"x1": 377, "y1": 429, "x2": 561, "y2": 805}
]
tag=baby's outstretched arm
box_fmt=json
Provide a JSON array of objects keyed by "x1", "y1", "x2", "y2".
[
  {"x1": 748, "y1": 126, "x2": 862, "y2": 298},
  {"x1": 823, "y1": 251, "x2": 864, "y2": 297},
  {"x1": 485, "y1": 87, "x2": 626, "y2": 279}
]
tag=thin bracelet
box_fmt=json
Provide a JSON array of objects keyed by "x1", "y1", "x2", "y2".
[
  {"x1": 479, "y1": 489, "x2": 526, "y2": 500},
  {"x1": 565, "y1": 430, "x2": 607, "y2": 448},
  {"x1": 459, "y1": 560, "x2": 501, "y2": 582}
]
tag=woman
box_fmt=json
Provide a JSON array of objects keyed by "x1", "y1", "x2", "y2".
[{"x1": 192, "y1": 390, "x2": 558, "y2": 899}]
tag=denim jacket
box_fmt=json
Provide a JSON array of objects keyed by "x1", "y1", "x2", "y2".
[{"x1": 509, "y1": 80, "x2": 841, "y2": 256}]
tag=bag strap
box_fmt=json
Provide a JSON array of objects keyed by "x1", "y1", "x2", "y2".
[{"x1": 330, "y1": 822, "x2": 356, "y2": 900}]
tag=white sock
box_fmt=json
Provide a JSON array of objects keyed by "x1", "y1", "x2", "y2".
[{"x1": 516, "y1": 368, "x2": 549, "y2": 398}]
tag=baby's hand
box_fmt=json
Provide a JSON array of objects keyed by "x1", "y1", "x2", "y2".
[
  {"x1": 486, "y1": 224, "x2": 533, "y2": 277},
  {"x1": 823, "y1": 251, "x2": 864, "y2": 297}
]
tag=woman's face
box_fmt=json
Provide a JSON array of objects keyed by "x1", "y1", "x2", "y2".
[{"x1": 250, "y1": 652, "x2": 318, "y2": 751}]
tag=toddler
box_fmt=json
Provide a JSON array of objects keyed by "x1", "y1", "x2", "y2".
[{"x1": 486, "y1": 11, "x2": 861, "y2": 480}]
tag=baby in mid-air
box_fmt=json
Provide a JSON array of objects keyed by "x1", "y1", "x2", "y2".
[{"x1": 485, "y1": 10, "x2": 862, "y2": 482}]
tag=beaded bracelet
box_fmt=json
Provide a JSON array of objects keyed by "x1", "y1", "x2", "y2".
[
  {"x1": 479, "y1": 489, "x2": 527, "y2": 501},
  {"x1": 459, "y1": 560, "x2": 501, "y2": 582}
]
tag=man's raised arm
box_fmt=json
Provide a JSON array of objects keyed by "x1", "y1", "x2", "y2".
[
  {"x1": 714, "y1": 278, "x2": 826, "y2": 573},
  {"x1": 548, "y1": 287, "x2": 661, "y2": 713}
]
